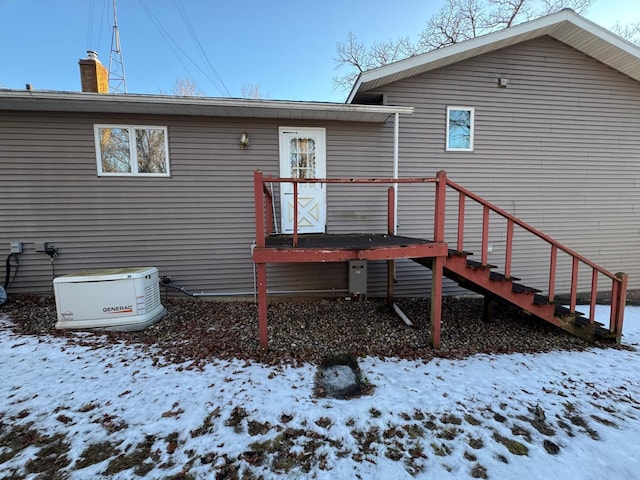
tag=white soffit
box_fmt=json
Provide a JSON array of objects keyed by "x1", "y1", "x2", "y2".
[
  {"x1": 0, "y1": 91, "x2": 413, "y2": 122},
  {"x1": 348, "y1": 10, "x2": 640, "y2": 102}
]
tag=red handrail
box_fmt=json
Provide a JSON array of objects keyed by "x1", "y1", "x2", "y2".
[
  {"x1": 444, "y1": 172, "x2": 626, "y2": 336},
  {"x1": 254, "y1": 171, "x2": 440, "y2": 246}
]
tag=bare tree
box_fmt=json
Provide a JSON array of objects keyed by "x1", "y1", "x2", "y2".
[
  {"x1": 612, "y1": 21, "x2": 640, "y2": 45},
  {"x1": 334, "y1": 32, "x2": 419, "y2": 90},
  {"x1": 161, "y1": 76, "x2": 205, "y2": 96},
  {"x1": 241, "y1": 82, "x2": 268, "y2": 99},
  {"x1": 334, "y1": 0, "x2": 596, "y2": 90}
]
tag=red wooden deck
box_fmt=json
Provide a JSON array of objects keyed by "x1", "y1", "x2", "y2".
[
  {"x1": 252, "y1": 171, "x2": 447, "y2": 350},
  {"x1": 252, "y1": 170, "x2": 627, "y2": 351},
  {"x1": 254, "y1": 233, "x2": 447, "y2": 263}
]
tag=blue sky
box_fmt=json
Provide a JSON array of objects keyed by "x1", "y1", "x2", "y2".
[{"x1": 0, "y1": 0, "x2": 637, "y2": 102}]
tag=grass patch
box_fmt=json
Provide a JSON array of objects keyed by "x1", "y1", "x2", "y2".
[
  {"x1": 437, "y1": 427, "x2": 459, "y2": 440},
  {"x1": 385, "y1": 446, "x2": 403, "y2": 461},
  {"x1": 543, "y1": 439, "x2": 560, "y2": 455},
  {"x1": 492, "y1": 433, "x2": 529, "y2": 456},
  {"x1": 75, "y1": 441, "x2": 120, "y2": 469},
  {"x1": 190, "y1": 406, "x2": 221, "y2": 437},
  {"x1": 24, "y1": 432, "x2": 71, "y2": 476},
  {"x1": 248, "y1": 420, "x2": 272, "y2": 436},
  {"x1": 369, "y1": 408, "x2": 382, "y2": 418},
  {"x1": 467, "y1": 436, "x2": 484, "y2": 449},
  {"x1": 516, "y1": 414, "x2": 556, "y2": 436},
  {"x1": 471, "y1": 463, "x2": 488, "y2": 479},
  {"x1": 104, "y1": 435, "x2": 156, "y2": 476},
  {"x1": 590, "y1": 415, "x2": 617, "y2": 427},
  {"x1": 247, "y1": 428, "x2": 340, "y2": 474},
  {"x1": 440, "y1": 413, "x2": 462, "y2": 425},
  {"x1": 351, "y1": 427, "x2": 381, "y2": 455},
  {"x1": 464, "y1": 414, "x2": 482, "y2": 426},
  {"x1": 403, "y1": 423, "x2": 424, "y2": 439},
  {"x1": 431, "y1": 442, "x2": 452, "y2": 457},
  {"x1": 464, "y1": 450, "x2": 477, "y2": 461},
  {"x1": 225, "y1": 406, "x2": 248, "y2": 433}
]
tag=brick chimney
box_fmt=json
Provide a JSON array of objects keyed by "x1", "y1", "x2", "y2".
[{"x1": 79, "y1": 51, "x2": 109, "y2": 94}]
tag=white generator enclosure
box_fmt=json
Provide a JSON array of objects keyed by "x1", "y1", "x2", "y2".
[{"x1": 54, "y1": 266, "x2": 166, "y2": 331}]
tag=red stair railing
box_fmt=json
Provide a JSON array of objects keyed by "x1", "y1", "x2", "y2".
[{"x1": 438, "y1": 170, "x2": 627, "y2": 338}]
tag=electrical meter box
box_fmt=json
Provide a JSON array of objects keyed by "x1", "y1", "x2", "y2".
[{"x1": 53, "y1": 266, "x2": 166, "y2": 331}]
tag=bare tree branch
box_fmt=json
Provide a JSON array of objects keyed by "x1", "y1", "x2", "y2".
[
  {"x1": 333, "y1": 0, "x2": 601, "y2": 93},
  {"x1": 611, "y1": 21, "x2": 640, "y2": 45},
  {"x1": 241, "y1": 82, "x2": 268, "y2": 99},
  {"x1": 160, "y1": 77, "x2": 205, "y2": 96}
]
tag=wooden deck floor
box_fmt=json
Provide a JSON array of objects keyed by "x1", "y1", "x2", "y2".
[{"x1": 253, "y1": 233, "x2": 448, "y2": 262}]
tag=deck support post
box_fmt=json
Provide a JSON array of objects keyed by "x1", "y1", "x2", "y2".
[
  {"x1": 430, "y1": 256, "x2": 444, "y2": 349},
  {"x1": 613, "y1": 272, "x2": 627, "y2": 343},
  {"x1": 387, "y1": 259, "x2": 395, "y2": 307},
  {"x1": 257, "y1": 262, "x2": 268, "y2": 350},
  {"x1": 387, "y1": 186, "x2": 396, "y2": 307},
  {"x1": 483, "y1": 295, "x2": 494, "y2": 323}
]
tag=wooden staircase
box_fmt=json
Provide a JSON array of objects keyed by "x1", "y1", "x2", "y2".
[
  {"x1": 414, "y1": 252, "x2": 615, "y2": 343},
  {"x1": 416, "y1": 171, "x2": 628, "y2": 345}
]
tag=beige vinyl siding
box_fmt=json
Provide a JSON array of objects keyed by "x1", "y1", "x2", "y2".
[
  {"x1": 375, "y1": 35, "x2": 640, "y2": 295},
  {"x1": 6, "y1": 34, "x2": 637, "y2": 300},
  {"x1": 0, "y1": 111, "x2": 400, "y2": 297}
]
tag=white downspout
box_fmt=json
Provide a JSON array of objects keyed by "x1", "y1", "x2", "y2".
[
  {"x1": 393, "y1": 112, "x2": 399, "y2": 235},
  {"x1": 391, "y1": 111, "x2": 414, "y2": 325}
]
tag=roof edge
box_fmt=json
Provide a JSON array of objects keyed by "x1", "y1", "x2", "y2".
[
  {"x1": 0, "y1": 89, "x2": 414, "y2": 122},
  {"x1": 347, "y1": 9, "x2": 640, "y2": 102}
]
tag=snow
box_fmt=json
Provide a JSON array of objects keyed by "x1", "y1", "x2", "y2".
[{"x1": 1, "y1": 306, "x2": 640, "y2": 479}]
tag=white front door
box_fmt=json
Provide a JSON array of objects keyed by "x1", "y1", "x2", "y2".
[{"x1": 279, "y1": 127, "x2": 326, "y2": 234}]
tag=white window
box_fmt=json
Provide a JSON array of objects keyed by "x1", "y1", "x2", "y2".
[
  {"x1": 95, "y1": 125, "x2": 170, "y2": 176},
  {"x1": 446, "y1": 107, "x2": 474, "y2": 152}
]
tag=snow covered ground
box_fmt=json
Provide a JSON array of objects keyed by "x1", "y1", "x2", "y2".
[{"x1": 1, "y1": 306, "x2": 640, "y2": 479}]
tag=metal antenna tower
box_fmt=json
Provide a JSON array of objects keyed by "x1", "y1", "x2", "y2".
[{"x1": 108, "y1": 0, "x2": 127, "y2": 93}]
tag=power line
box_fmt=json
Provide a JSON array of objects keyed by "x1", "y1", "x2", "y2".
[
  {"x1": 137, "y1": 0, "x2": 230, "y2": 97},
  {"x1": 174, "y1": 0, "x2": 230, "y2": 97},
  {"x1": 86, "y1": 0, "x2": 109, "y2": 59}
]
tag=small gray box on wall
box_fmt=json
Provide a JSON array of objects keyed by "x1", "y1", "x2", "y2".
[{"x1": 348, "y1": 260, "x2": 367, "y2": 298}]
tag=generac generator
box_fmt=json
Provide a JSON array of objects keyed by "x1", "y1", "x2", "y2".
[{"x1": 53, "y1": 266, "x2": 166, "y2": 331}]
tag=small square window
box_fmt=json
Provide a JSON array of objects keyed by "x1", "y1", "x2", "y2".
[
  {"x1": 95, "y1": 125, "x2": 170, "y2": 176},
  {"x1": 446, "y1": 107, "x2": 474, "y2": 152}
]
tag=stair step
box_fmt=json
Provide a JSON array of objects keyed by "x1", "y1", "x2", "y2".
[
  {"x1": 532, "y1": 296, "x2": 589, "y2": 320},
  {"x1": 574, "y1": 315, "x2": 590, "y2": 326},
  {"x1": 512, "y1": 283, "x2": 541, "y2": 294},
  {"x1": 574, "y1": 315, "x2": 605, "y2": 328},
  {"x1": 533, "y1": 294, "x2": 555, "y2": 305},
  {"x1": 489, "y1": 271, "x2": 521, "y2": 282},
  {"x1": 556, "y1": 304, "x2": 584, "y2": 318},
  {"x1": 466, "y1": 259, "x2": 497, "y2": 269},
  {"x1": 449, "y1": 248, "x2": 474, "y2": 257},
  {"x1": 594, "y1": 325, "x2": 617, "y2": 340}
]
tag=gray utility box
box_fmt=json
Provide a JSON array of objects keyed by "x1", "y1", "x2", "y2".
[{"x1": 349, "y1": 260, "x2": 367, "y2": 298}]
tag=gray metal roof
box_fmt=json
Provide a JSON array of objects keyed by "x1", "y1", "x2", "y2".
[
  {"x1": 0, "y1": 90, "x2": 413, "y2": 122},
  {"x1": 348, "y1": 9, "x2": 640, "y2": 103}
]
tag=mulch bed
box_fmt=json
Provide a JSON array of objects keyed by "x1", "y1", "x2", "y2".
[{"x1": 0, "y1": 294, "x2": 590, "y2": 368}]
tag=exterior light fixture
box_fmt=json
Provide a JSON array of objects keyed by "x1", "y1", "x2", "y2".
[
  {"x1": 240, "y1": 132, "x2": 250, "y2": 149},
  {"x1": 498, "y1": 78, "x2": 509, "y2": 88}
]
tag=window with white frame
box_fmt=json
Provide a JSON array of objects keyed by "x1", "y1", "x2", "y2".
[
  {"x1": 95, "y1": 125, "x2": 170, "y2": 176},
  {"x1": 446, "y1": 107, "x2": 474, "y2": 151}
]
